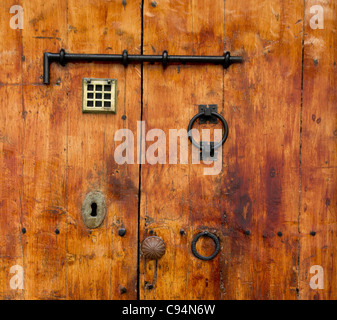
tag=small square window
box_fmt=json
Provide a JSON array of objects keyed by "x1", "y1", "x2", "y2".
[{"x1": 83, "y1": 78, "x2": 116, "y2": 113}]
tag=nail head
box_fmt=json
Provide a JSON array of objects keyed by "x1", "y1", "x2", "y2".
[{"x1": 118, "y1": 228, "x2": 127, "y2": 237}]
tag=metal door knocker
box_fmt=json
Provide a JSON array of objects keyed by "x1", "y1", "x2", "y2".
[
  {"x1": 191, "y1": 231, "x2": 220, "y2": 261},
  {"x1": 188, "y1": 105, "x2": 228, "y2": 160}
]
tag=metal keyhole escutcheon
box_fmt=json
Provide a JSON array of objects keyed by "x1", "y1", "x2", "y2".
[
  {"x1": 141, "y1": 236, "x2": 166, "y2": 260},
  {"x1": 81, "y1": 191, "x2": 106, "y2": 229}
]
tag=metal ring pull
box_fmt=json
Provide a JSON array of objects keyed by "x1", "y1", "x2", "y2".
[
  {"x1": 188, "y1": 104, "x2": 229, "y2": 150},
  {"x1": 191, "y1": 231, "x2": 220, "y2": 261}
]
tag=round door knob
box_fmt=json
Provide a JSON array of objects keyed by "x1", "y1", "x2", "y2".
[{"x1": 141, "y1": 236, "x2": 166, "y2": 260}]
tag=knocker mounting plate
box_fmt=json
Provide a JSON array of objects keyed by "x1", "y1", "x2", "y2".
[{"x1": 197, "y1": 105, "x2": 218, "y2": 124}]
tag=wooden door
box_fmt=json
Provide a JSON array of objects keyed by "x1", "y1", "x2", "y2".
[
  {"x1": 0, "y1": 0, "x2": 336, "y2": 300},
  {"x1": 0, "y1": 0, "x2": 141, "y2": 300}
]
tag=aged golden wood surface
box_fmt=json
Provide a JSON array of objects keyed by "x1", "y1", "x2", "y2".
[
  {"x1": 140, "y1": 0, "x2": 226, "y2": 300},
  {"x1": 66, "y1": 0, "x2": 141, "y2": 300},
  {"x1": 0, "y1": 0, "x2": 336, "y2": 300},
  {"x1": 140, "y1": 0, "x2": 304, "y2": 300},
  {"x1": 299, "y1": 0, "x2": 337, "y2": 300},
  {"x1": 0, "y1": 0, "x2": 141, "y2": 300},
  {"x1": 219, "y1": 0, "x2": 303, "y2": 299}
]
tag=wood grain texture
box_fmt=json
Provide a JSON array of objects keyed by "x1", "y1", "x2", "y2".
[
  {"x1": 21, "y1": 84, "x2": 68, "y2": 299},
  {"x1": 0, "y1": 1, "x2": 22, "y2": 84},
  {"x1": 0, "y1": 0, "x2": 336, "y2": 300},
  {"x1": 66, "y1": 0, "x2": 141, "y2": 300},
  {"x1": 0, "y1": 86, "x2": 24, "y2": 300},
  {"x1": 21, "y1": 0, "x2": 67, "y2": 84},
  {"x1": 0, "y1": 0, "x2": 68, "y2": 300},
  {"x1": 19, "y1": 0, "x2": 68, "y2": 300},
  {"x1": 299, "y1": 0, "x2": 337, "y2": 300},
  {"x1": 220, "y1": 0, "x2": 303, "y2": 300},
  {"x1": 0, "y1": 0, "x2": 141, "y2": 300},
  {"x1": 140, "y1": 0, "x2": 225, "y2": 300},
  {"x1": 140, "y1": 0, "x2": 304, "y2": 300},
  {"x1": 0, "y1": 2, "x2": 23, "y2": 300}
]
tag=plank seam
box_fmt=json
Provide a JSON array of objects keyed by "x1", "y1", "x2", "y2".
[
  {"x1": 297, "y1": 0, "x2": 306, "y2": 301},
  {"x1": 65, "y1": 0, "x2": 69, "y2": 300},
  {"x1": 137, "y1": 0, "x2": 145, "y2": 301},
  {"x1": 18, "y1": 0, "x2": 25, "y2": 301}
]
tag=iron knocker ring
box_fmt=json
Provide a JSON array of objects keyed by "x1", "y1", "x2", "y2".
[
  {"x1": 188, "y1": 105, "x2": 229, "y2": 150},
  {"x1": 191, "y1": 231, "x2": 220, "y2": 261}
]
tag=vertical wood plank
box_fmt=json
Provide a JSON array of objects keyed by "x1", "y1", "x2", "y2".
[
  {"x1": 66, "y1": 0, "x2": 141, "y2": 299},
  {"x1": 0, "y1": 86, "x2": 24, "y2": 300},
  {"x1": 20, "y1": 84, "x2": 68, "y2": 299},
  {"x1": 140, "y1": 0, "x2": 225, "y2": 300},
  {"x1": 18, "y1": 0, "x2": 68, "y2": 300},
  {"x1": 299, "y1": 0, "x2": 337, "y2": 300},
  {"x1": 0, "y1": 0, "x2": 68, "y2": 300},
  {"x1": 0, "y1": 1, "x2": 24, "y2": 300},
  {"x1": 221, "y1": 0, "x2": 303, "y2": 299}
]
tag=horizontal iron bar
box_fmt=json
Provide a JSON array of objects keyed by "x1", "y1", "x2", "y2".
[{"x1": 43, "y1": 49, "x2": 243, "y2": 84}]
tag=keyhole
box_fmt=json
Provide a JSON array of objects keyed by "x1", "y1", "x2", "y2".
[
  {"x1": 91, "y1": 203, "x2": 97, "y2": 217},
  {"x1": 82, "y1": 191, "x2": 106, "y2": 229}
]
